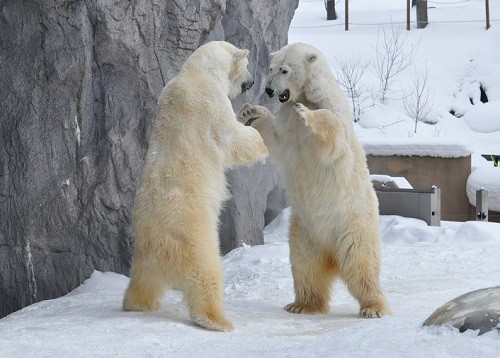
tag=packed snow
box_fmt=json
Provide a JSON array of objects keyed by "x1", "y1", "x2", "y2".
[
  {"x1": 2, "y1": 0, "x2": 500, "y2": 357},
  {"x1": 0, "y1": 209, "x2": 499, "y2": 357},
  {"x1": 462, "y1": 101, "x2": 500, "y2": 133}
]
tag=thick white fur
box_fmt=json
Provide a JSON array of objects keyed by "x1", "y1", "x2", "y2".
[
  {"x1": 123, "y1": 41, "x2": 268, "y2": 332},
  {"x1": 238, "y1": 43, "x2": 390, "y2": 318}
]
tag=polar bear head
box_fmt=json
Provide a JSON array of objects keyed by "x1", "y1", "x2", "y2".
[
  {"x1": 181, "y1": 41, "x2": 254, "y2": 100},
  {"x1": 265, "y1": 43, "x2": 326, "y2": 103}
]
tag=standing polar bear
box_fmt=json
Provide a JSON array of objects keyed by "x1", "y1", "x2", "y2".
[
  {"x1": 238, "y1": 43, "x2": 390, "y2": 318},
  {"x1": 123, "y1": 41, "x2": 268, "y2": 332}
]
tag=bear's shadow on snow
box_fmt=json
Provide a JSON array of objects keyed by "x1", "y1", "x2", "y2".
[
  {"x1": 116, "y1": 300, "x2": 364, "y2": 331},
  {"x1": 119, "y1": 305, "x2": 195, "y2": 328}
]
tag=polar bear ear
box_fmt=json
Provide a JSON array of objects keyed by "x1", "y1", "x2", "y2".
[
  {"x1": 234, "y1": 49, "x2": 249, "y2": 59},
  {"x1": 307, "y1": 54, "x2": 318, "y2": 63},
  {"x1": 270, "y1": 51, "x2": 277, "y2": 59}
]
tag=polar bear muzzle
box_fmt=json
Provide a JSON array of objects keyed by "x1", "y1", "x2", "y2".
[
  {"x1": 278, "y1": 89, "x2": 290, "y2": 103},
  {"x1": 265, "y1": 87, "x2": 290, "y2": 103}
]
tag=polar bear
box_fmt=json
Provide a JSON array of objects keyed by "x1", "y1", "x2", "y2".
[
  {"x1": 123, "y1": 41, "x2": 268, "y2": 332},
  {"x1": 238, "y1": 43, "x2": 390, "y2": 318}
]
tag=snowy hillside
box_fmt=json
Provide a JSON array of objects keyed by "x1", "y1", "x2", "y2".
[
  {"x1": 289, "y1": 0, "x2": 500, "y2": 168},
  {"x1": 1, "y1": 1, "x2": 500, "y2": 357}
]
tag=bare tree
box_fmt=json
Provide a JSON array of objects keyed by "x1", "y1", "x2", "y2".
[
  {"x1": 336, "y1": 55, "x2": 372, "y2": 122},
  {"x1": 372, "y1": 25, "x2": 420, "y2": 102},
  {"x1": 403, "y1": 67, "x2": 434, "y2": 133}
]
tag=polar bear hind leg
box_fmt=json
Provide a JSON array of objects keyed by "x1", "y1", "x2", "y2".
[
  {"x1": 338, "y1": 233, "x2": 391, "y2": 318},
  {"x1": 180, "y1": 242, "x2": 234, "y2": 332},
  {"x1": 285, "y1": 216, "x2": 339, "y2": 314},
  {"x1": 123, "y1": 253, "x2": 167, "y2": 312}
]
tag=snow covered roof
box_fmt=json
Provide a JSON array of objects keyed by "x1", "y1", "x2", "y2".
[
  {"x1": 361, "y1": 138, "x2": 474, "y2": 158},
  {"x1": 467, "y1": 167, "x2": 500, "y2": 212}
]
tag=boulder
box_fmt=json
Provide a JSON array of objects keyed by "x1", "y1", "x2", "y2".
[{"x1": 422, "y1": 286, "x2": 500, "y2": 335}]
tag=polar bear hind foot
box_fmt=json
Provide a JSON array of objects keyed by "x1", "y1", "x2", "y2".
[
  {"x1": 191, "y1": 312, "x2": 234, "y2": 332},
  {"x1": 285, "y1": 302, "x2": 329, "y2": 314},
  {"x1": 359, "y1": 300, "x2": 391, "y2": 318},
  {"x1": 123, "y1": 288, "x2": 163, "y2": 312}
]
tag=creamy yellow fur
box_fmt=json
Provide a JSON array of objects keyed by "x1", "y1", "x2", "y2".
[
  {"x1": 238, "y1": 43, "x2": 390, "y2": 318},
  {"x1": 123, "y1": 41, "x2": 268, "y2": 332}
]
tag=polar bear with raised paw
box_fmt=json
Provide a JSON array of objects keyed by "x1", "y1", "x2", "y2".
[
  {"x1": 238, "y1": 43, "x2": 390, "y2": 318},
  {"x1": 123, "y1": 41, "x2": 268, "y2": 332}
]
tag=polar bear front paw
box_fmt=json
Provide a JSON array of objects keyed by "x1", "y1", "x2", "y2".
[
  {"x1": 293, "y1": 103, "x2": 310, "y2": 126},
  {"x1": 238, "y1": 103, "x2": 269, "y2": 127}
]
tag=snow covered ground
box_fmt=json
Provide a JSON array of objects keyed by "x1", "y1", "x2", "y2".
[
  {"x1": 1, "y1": 209, "x2": 499, "y2": 357},
  {"x1": 1, "y1": 1, "x2": 500, "y2": 357}
]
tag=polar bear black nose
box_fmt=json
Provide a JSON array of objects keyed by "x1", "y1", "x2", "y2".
[
  {"x1": 242, "y1": 80, "x2": 254, "y2": 92},
  {"x1": 265, "y1": 87, "x2": 274, "y2": 97}
]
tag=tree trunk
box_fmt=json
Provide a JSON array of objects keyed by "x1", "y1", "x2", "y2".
[
  {"x1": 326, "y1": 0, "x2": 337, "y2": 20},
  {"x1": 416, "y1": 0, "x2": 428, "y2": 29}
]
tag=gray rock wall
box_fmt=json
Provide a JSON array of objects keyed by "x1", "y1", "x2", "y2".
[
  {"x1": 217, "y1": 0, "x2": 295, "y2": 253},
  {"x1": 0, "y1": 0, "x2": 298, "y2": 318}
]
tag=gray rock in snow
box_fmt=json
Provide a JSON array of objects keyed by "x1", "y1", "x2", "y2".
[
  {"x1": 422, "y1": 286, "x2": 500, "y2": 335},
  {"x1": 0, "y1": 0, "x2": 298, "y2": 318}
]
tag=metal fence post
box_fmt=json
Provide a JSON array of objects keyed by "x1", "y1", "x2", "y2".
[
  {"x1": 430, "y1": 187, "x2": 441, "y2": 226},
  {"x1": 476, "y1": 189, "x2": 488, "y2": 221},
  {"x1": 345, "y1": 0, "x2": 349, "y2": 31},
  {"x1": 407, "y1": 0, "x2": 411, "y2": 30},
  {"x1": 486, "y1": 0, "x2": 491, "y2": 29}
]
